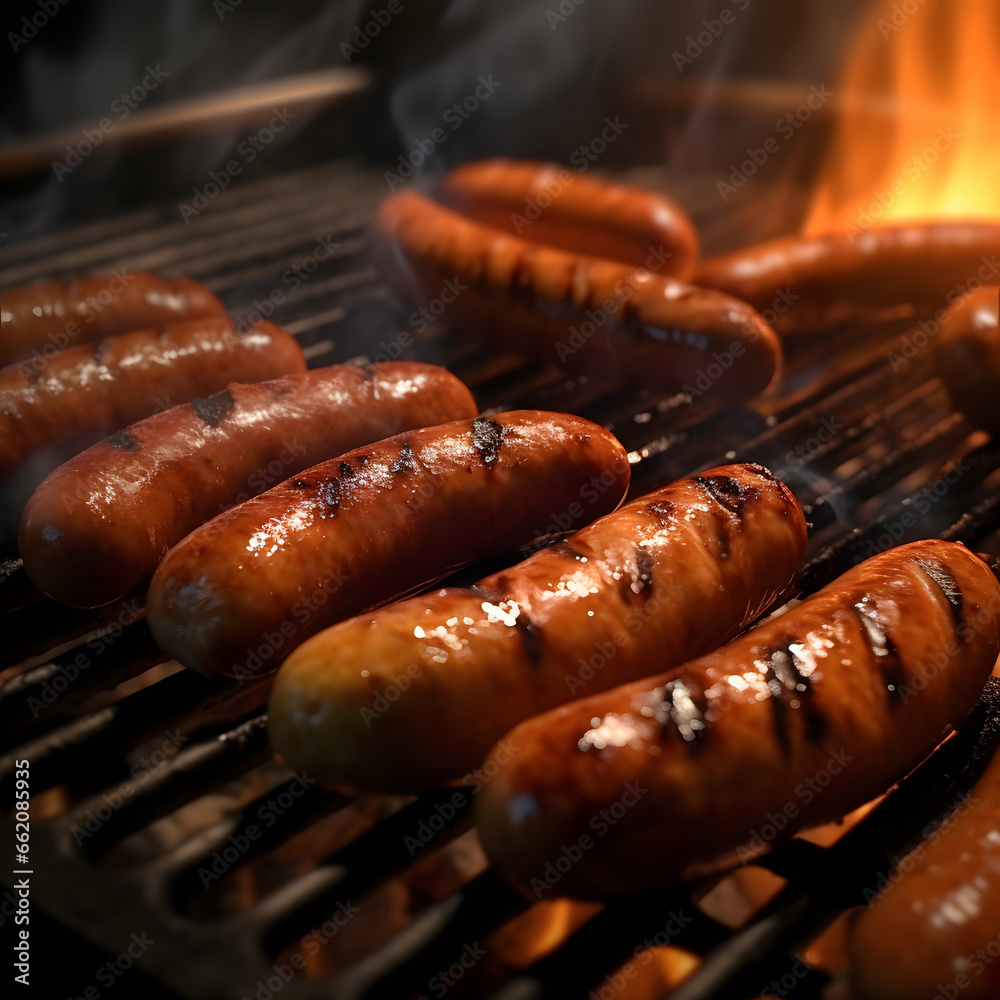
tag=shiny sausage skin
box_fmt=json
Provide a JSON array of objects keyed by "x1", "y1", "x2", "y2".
[
  {"x1": 0, "y1": 317, "x2": 305, "y2": 538},
  {"x1": 474, "y1": 540, "x2": 1000, "y2": 899},
  {"x1": 376, "y1": 190, "x2": 781, "y2": 402},
  {"x1": 268, "y1": 463, "x2": 807, "y2": 793},
  {"x1": 439, "y1": 159, "x2": 699, "y2": 277},
  {"x1": 18, "y1": 362, "x2": 477, "y2": 609},
  {"x1": 933, "y1": 285, "x2": 1000, "y2": 434},
  {"x1": 147, "y1": 410, "x2": 629, "y2": 680},
  {"x1": 693, "y1": 222, "x2": 1000, "y2": 335},
  {"x1": 850, "y1": 682, "x2": 1000, "y2": 1000},
  {"x1": 0, "y1": 272, "x2": 226, "y2": 367}
]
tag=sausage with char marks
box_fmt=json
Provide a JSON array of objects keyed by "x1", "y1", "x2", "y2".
[
  {"x1": 474, "y1": 540, "x2": 1000, "y2": 899},
  {"x1": 268, "y1": 463, "x2": 807, "y2": 792},
  {"x1": 18, "y1": 361, "x2": 476, "y2": 608}
]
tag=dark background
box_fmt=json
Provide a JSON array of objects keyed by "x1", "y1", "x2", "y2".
[{"x1": 0, "y1": 0, "x2": 874, "y2": 243}]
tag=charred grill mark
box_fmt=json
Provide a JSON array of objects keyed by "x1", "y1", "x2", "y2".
[
  {"x1": 761, "y1": 643, "x2": 827, "y2": 747},
  {"x1": 852, "y1": 602, "x2": 906, "y2": 705},
  {"x1": 190, "y1": 389, "x2": 236, "y2": 428},
  {"x1": 514, "y1": 611, "x2": 542, "y2": 668},
  {"x1": 631, "y1": 545, "x2": 654, "y2": 598},
  {"x1": 658, "y1": 678, "x2": 708, "y2": 752},
  {"x1": 292, "y1": 478, "x2": 310, "y2": 488},
  {"x1": 338, "y1": 461, "x2": 354, "y2": 477},
  {"x1": 318, "y1": 478, "x2": 340, "y2": 513},
  {"x1": 550, "y1": 539, "x2": 589, "y2": 562},
  {"x1": 106, "y1": 430, "x2": 140, "y2": 452},
  {"x1": 645, "y1": 498, "x2": 675, "y2": 530},
  {"x1": 472, "y1": 416, "x2": 506, "y2": 467},
  {"x1": 695, "y1": 474, "x2": 751, "y2": 517},
  {"x1": 763, "y1": 664, "x2": 792, "y2": 754},
  {"x1": 390, "y1": 442, "x2": 416, "y2": 474},
  {"x1": 358, "y1": 360, "x2": 375, "y2": 382},
  {"x1": 93, "y1": 339, "x2": 109, "y2": 366},
  {"x1": 745, "y1": 463, "x2": 779, "y2": 485},
  {"x1": 357, "y1": 454, "x2": 370, "y2": 466},
  {"x1": 912, "y1": 557, "x2": 965, "y2": 629}
]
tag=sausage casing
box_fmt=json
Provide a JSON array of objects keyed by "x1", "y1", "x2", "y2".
[
  {"x1": 439, "y1": 159, "x2": 699, "y2": 276},
  {"x1": 18, "y1": 362, "x2": 477, "y2": 608},
  {"x1": 147, "y1": 410, "x2": 630, "y2": 680},
  {"x1": 693, "y1": 222, "x2": 1000, "y2": 335},
  {"x1": 268, "y1": 463, "x2": 807, "y2": 792},
  {"x1": 474, "y1": 540, "x2": 1000, "y2": 899},
  {"x1": 849, "y1": 684, "x2": 1000, "y2": 1000},
  {"x1": 0, "y1": 317, "x2": 305, "y2": 537},
  {"x1": 933, "y1": 284, "x2": 1000, "y2": 434},
  {"x1": 0, "y1": 272, "x2": 226, "y2": 367},
  {"x1": 377, "y1": 190, "x2": 781, "y2": 402}
]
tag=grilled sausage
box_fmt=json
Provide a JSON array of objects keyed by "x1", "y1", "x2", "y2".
[
  {"x1": 474, "y1": 540, "x2": 1000, "y2": 899},
  {"x1": 693, "y1": 222, "x2": 1000, "y2": 335},
  {"x1": 0, "y1": 271, "x2": 226, "y2": 367},
  {"x1": 933, "y1": 285, "x2": 1000, "y2": 434},
  {"x1": 376, "y1": 190, "x2": 781, "y2": 402},
  {"x1": 849, "y1": 680, "x2": 1000, "y2": 1000},
  {"x1": 147, "y1": 410, "x2": 630, "y2": 680},
  {"x1": 439, "y1": 159, "x2": 699, "y2": 276},
  {"x1": 18, "y1": 362, "x2": 477, "y2": 609},
  {"x1": 268, "y1": 463, "x2": 808, "y2": 792},
  {"x1": 0, "y1": 317, "x2": 305, "y2": 538}
]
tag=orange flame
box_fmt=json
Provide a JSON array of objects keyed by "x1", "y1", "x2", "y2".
[{"x1": 805, "y1": 0, "x2": 1000, "y2": 235}]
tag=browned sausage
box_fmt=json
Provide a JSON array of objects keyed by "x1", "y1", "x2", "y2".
[
  {"x1": 933, "y1": 284, "x2": 1000, "y2": 434},
  {"x1": 0, "y1": 271, "x2": 226, "y2": 367},
  {"x1": 439, "y1": 159, "x2": 699, "y2": 276},
  {"x1": 849, "y1": 680, "x2": 1000, "y2": 1000},
  {"x1": 0, "y1": 317, "x2": 305, "y2": 537},
  {"x1": 268, "y1": 464, "x2": 807, "y2": 792},
  {"x1": 18, "y1": 362, "x2": 477, "y2": 609},
  {"x1": 693, "y1": 222, "x2": 1000, "y2": 335},
  {"x1": 376, "y1": 190, "x2": 781, "y2": 402},
  {"x1": 473, "y1": 540, "x2": 1000, "y2": 899},
  {"x1": 147, "y1": 410, "x2": 630, "y2": 681}
]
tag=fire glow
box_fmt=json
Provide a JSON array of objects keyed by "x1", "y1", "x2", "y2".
[{"x1": 805, "y1": 0, "x2": 1000, "y2": 235}]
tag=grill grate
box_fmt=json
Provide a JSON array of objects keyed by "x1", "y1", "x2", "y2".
[{"x1": 2, "y1": 160, "x2": 1000, "y2": 1000}]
